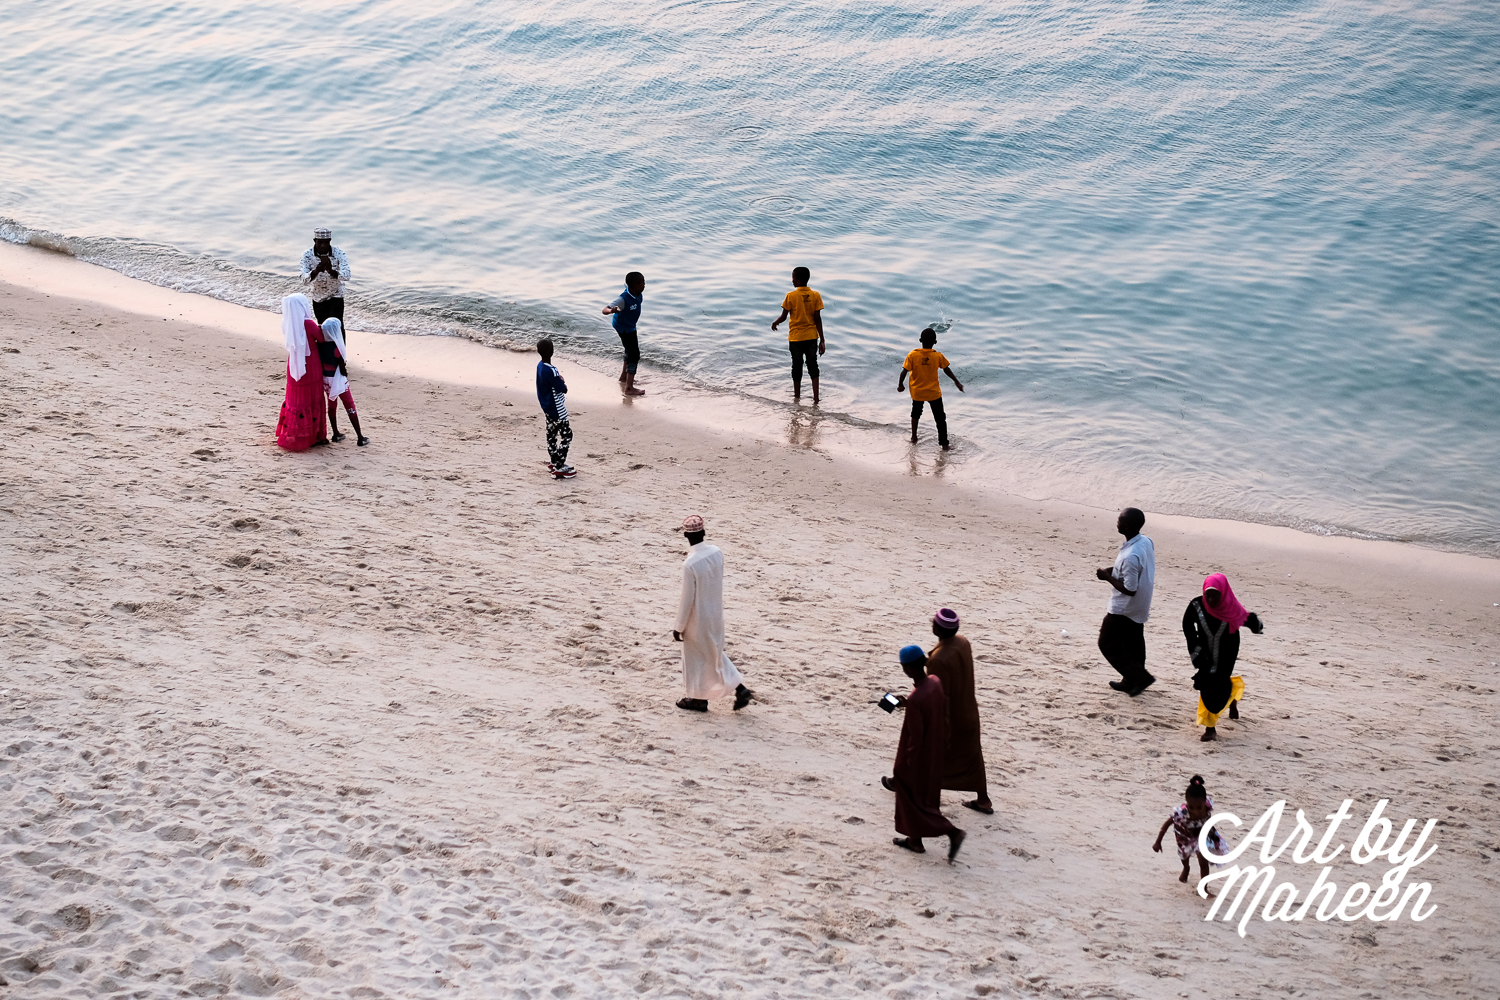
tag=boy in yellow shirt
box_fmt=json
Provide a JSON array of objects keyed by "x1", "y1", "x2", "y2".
[
  {"x1": 898, "y1": 328, "x2": 964, "y2": 449},
  {"x1": 771, "y1": 266, "x2": 825, "y2": 403}
]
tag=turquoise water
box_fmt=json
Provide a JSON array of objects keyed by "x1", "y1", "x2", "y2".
[{"x1": 3, "y1": 0, "x2": 1497, "y2": 553}]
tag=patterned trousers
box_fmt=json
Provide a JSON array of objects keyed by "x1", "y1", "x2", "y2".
[{"x1": 546, "y1": 417, "x2": 573, "y2": 467}]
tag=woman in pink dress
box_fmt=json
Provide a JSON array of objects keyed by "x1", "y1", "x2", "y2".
[{"x1": 275, "y1": 294, "x2": 328, "y2": 451}]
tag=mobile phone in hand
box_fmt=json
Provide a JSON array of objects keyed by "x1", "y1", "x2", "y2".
[{"x1": 879, "y1": 692, "x2": 901, "y2": 713}]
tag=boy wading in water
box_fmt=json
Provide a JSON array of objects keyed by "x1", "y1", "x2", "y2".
[
  {"x1": 771, "y1": 266, "x2": 825, "y2": 403},
  {"x1": 898, "y1": 328, "x2": 963, "y2": 449},
  {"x1": 602, "y1": 271, "x2": 647, "y2": 397},
  {"x1": 535, "y1": 339, "x2": 575, "y2": 479}
]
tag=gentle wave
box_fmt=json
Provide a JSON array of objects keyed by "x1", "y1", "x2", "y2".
[{"x1": 3, "y1": 0, "x2": 1498, "y2": 557}]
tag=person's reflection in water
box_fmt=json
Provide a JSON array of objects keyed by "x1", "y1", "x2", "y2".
[
  {"x1": 787, "y1": 406, "x2": 822, "y2": 449},
  {"x1": 906, "y1": 440, "x2": 952, "y2": 477}
]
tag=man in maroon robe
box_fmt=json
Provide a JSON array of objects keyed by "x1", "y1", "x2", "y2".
[{"x1": 887, "y1": 645, "x2": 966, "y2": 862}]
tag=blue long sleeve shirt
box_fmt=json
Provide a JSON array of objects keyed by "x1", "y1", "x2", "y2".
[{"x1": 536, "y1": 361, "x2": 569, "y2": 421}]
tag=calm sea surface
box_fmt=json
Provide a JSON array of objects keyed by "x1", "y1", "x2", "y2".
[{"x1": 3, "y1": 0, "x2": 1497, "y2": 553}]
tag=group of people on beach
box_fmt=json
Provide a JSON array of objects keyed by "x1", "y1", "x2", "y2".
[
  {"x1": 272, "y1": 232, "x2": 964, "y2": 468},
  {"x1": 275, "y1": 229, "x2": 367, "y2": 451},
  {"x1": 666, "y1": 503, "x2": 1265, "y2": 868},
  {"x1": 270, "y1": 230, "x2": 1260, "y2": 877},
  {"x1": 1093, "y1": 507, "x2": 1264, "y2": 742},
  {"x1": 536, "y1": 265, "x2": 964, "y2": 478}
]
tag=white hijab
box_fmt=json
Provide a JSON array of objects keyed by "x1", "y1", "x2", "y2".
[
  {"x1": 320, "y1": 317, "x2": 350, "y2": 363},
  {"x1": 281, "y1": 294, "x2": 314, "y2": 380}
]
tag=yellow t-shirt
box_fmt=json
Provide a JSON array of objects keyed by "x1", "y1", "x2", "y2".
[
  {"x1": 903, "y1": 348, "x2": 949, "y2": 401},
  {"x1": 781, "y1": 287, "x2": 825, "y2": 342}
]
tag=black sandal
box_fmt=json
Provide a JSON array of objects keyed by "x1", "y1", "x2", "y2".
[
  {"x1": 962, "y1": 800, "x2": 994, "y2": 815},
  {"x1": 733, "y1": 685, "x2": 754, "y2": 711},
  {"x1": 676, "y1": 697, "x2": 708, "y2": 712},
  {"x1": 880, "y1": 776, "x2": 896, "y2": 792},
  {"x1": 893, "y1": 837, "x2": 925, "y2": 853}
]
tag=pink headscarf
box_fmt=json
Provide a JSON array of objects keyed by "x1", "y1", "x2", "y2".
[{"x1": 1201, "y1": 573, "x2": 1249, "y2": 632}]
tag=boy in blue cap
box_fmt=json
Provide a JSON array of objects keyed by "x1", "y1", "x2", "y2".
[
  {"x1": 882, "y1": 645, "x2": 966, "y2": 862},
  {"x1": 602, "y1": 271, "x2": 647, "y2": 397}
]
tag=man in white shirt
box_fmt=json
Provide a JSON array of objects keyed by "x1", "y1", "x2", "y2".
[
  {"x1": 1095, "y1": 507, "x2": 1156, "y2": 697},
  {"x1": 671, "y1": 515, "x2": 753, "y2": 713},
  {"x1": 300, "y1": 228, "x2": 351, "y2": 331}
]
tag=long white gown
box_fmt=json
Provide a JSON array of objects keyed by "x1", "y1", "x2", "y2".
[{"x1": 673, "y1": 542, "x2": 744, "y2": 699}]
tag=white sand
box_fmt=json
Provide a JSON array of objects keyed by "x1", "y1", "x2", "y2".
[{"x1": 1, "y1": 242, "x2": 1497, "y2": 999}]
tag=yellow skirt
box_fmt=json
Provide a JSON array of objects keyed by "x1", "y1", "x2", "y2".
[{"x1": 1197, "y1": 675, "x2": 1245, "y2": 727}]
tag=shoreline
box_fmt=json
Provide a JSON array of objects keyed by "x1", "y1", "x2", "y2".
[
  {"x1": 3, "y1": 237, "x2": 1497, "y2": 576},
  {"x1": 2, "y1": 254, "x2": 1497, "y2": 998}
]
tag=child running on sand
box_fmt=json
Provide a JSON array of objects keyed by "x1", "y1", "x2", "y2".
[
  {"x1": 1152, "y1": 775, "x2": 1227, "y2": 885},
  {"x1": 602, "y1": 271, "x2": 646, "y2": 397},
  {"x1": 771, "y1": 266, "x2": 825, "y2": 403},
  {"x1": 535, "y1": 339, "x2": 575, "y2": 479},
  {"x1": 897, "y1": 328, "x2": 963, "y2": 449}
]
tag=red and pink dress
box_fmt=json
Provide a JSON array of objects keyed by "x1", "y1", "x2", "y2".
[{"x1": 275, "y1": 297, "x2": 327, "y2": 451}]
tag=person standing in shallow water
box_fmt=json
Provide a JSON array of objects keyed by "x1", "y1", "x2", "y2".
[
  {"x1": 672, "y1": 515, "x2": 753, "y2": 712},
  {"x1": 885, "y1": 645, "x2": 966, "y2": 862},
  {"x1": 1096, "y1": 507, "x2": 1156, "y2": 696},
  {"x1": 1183, "y1": 572, "x2": 1263, "y2": 741},
  {"x1": 300, "y1": 228, "x2": 350, "y2": 331},
  {"x1": 898, "y1": 328, "x2": 963, "y2": 449},
  {"x1": 771, "y1": 266, "x2": 825, "y2": 403},
  {"x1": 923, "y1": 608, "x2": 993, "y2": 814},
  {"x1": 601, "y1": 271, "x2": 646, "y2": 397}
]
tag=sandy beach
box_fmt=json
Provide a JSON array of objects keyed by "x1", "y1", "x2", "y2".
[{"x1": 2, "y1": 242, "x2": 1498, "y2": 999}]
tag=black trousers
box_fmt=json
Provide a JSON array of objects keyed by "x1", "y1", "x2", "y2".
[
  {"x1": 1098, "y1": 613, "x2": 1150, "y2": 685},
  {"x1": 313, "y1": 297, "x2": 345, "y2": 334},
  {"x1": 911, "y1": 397, "x2": 949, "y2": 446},
  {"x1": 789, "y1": 339, "x2": 820, "y2": 384},
  {"x1": 617, "y1": 328, "x2": 640, "y2": 375}
]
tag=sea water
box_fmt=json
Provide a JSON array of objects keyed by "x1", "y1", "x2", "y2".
[{"x1": 3, "y1": 0, "x2": 1497, "y2": 554}]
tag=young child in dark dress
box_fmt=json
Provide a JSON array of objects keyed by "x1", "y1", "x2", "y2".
[{"x1": 315, "y1": 318, "x2": 368, "y2": 446}]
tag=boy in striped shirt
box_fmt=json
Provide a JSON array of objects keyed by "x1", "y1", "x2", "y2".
[{"x1": 536, "y1": 339, "x2": 575, "y2": 479}]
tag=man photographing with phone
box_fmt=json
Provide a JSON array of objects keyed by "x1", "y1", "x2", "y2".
[{"x1": 300, "y1": 227, "x2": 351, "y2": 334}]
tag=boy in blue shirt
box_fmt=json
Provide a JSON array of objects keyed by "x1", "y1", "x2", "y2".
[
  {"x1": 535, "y1": 338, "x2": 575, "y2": 479},
  {"x1": 602, "y1": 271, "x2": 646, "y2": 397}
]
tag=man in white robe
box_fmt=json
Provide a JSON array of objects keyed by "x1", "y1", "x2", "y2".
[{"x1": 671, "y1": 515, "x2": 753, "y2": 712}]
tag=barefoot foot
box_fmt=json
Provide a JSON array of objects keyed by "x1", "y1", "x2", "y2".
[
  {"x1": 947, "y1": 829, "x2": 966, "y2": 863},
  {"x1": 893, "y1": 837, "x2": 925, "y2": 854},
  {"x1": 1200, "y1": 727, "x2": 1218, "y2": 742}
]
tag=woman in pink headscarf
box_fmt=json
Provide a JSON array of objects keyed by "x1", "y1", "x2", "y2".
[
  {"x1": 1181, "y1": 573, "x2": 1263, "y2": 742},
  {"x1": 274, "y1": 294, "x2": 328, "y2": 451}
]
